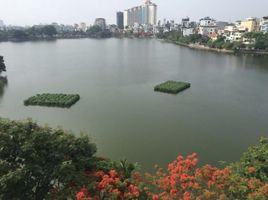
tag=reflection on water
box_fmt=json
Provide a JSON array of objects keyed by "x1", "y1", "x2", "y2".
[
  {"x1": 240, "y1": 54, "x2": 268, "y2": 71},
  {"x1": 0, "y1": 76, "x2": 8, "y2": 100}
]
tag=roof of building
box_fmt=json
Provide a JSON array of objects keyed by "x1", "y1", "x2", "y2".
[{"x1": 200, "y1": 16, "x2": 215, "y2": 21}]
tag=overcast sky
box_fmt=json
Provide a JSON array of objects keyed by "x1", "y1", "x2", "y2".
[{"x1": 0, "y1": 0, "x2": 267, "y2": 26}]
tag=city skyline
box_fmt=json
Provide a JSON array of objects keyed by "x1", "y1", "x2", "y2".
[{"x1": 0, "y1": 0, "x2": 267, "y2": 26}]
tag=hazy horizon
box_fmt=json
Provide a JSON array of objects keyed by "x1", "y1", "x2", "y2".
[{"x1": 0, "y1": 0, "x2": 267, "y2": 26}]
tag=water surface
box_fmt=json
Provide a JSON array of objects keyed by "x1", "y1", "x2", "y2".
[{"x1": 0, "y1": 38, "x2": 268, "y2": 171}]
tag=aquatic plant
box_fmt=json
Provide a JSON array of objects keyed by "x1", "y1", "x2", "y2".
[
  {"x1": 24, "y1": 93, "x2": 80, "y2": 108},
  {"x1": 154, "y1": 81, "x2": 191, "y2": 94}
]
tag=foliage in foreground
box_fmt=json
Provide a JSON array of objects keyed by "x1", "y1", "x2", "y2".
[
  {"x1": 0, "y1": 118, "x2": 96, "y2": 200},
  {"x1": 0, "y1": 117, "x2": 267, "y2": 199},
  {"x1": 24, "y1": 93, "x2": 80, "y2": 108},
  {"x1": 154, "y1": 81, "x2": 191, "y2": 94},
  {"x1": 76, "y1": 138, "x2": 268, "y2": 200}
]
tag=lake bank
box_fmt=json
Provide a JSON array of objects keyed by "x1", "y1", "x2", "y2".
[{"x1": 166, "y1": 39, "x2": 268, "y2": 55}]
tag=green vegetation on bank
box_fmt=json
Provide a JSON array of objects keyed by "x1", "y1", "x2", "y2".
[
  {"x1": 0, "y1": 56, "x2": 6, "y2": 74},
  {"x1": 154, "y1": 80, "x2": 191, "y2": 94},
  {"x1": 0, "y1": 25, "x2": 57, "y2": 41},
  {"x1": 0, "y1": 25, "x2": 112, "y2": 42},
  {"x1": 86, "y1": 25, "x2": 112, "y2": 38},
  {"x1": 0, "y1": 118, "x2": 267, "y2": 199},
  {"x1": 24, "y1": 93, "x2": 80, "y2": 108},
  {"x1": 161, "y1": 31, "x2": 268, "y2": 52}
]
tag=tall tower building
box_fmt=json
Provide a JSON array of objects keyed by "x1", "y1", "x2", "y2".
[
  {"x1": 123, "y1": 0, "x2": 157, "y2": 27},
  {"x1": 116, "y1": 12, "x2": 124, "y2": 29}
]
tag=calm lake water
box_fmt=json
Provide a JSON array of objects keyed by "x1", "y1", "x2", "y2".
[{"x1": 0, "y1": 38, "x2": 268, "y2": 171}]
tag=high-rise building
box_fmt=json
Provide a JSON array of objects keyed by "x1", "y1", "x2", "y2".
[
  {"x1": 123, "y1": 0, "x2": 157, "y2": 27},
  {"x1": 116, "y1": 12, "x2": 124, "y2": 29},
  {"x1": 94, "y1": 18, "x2": 106, "y2": 30}
]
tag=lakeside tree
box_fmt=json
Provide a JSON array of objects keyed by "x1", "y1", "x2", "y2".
[
  {"x1": 0, "y1": 118, "x2": 97, "y2": 199},
  {"x1": 0, "y1": 56, "x2": 6, "y2": 74},
  {"x1": 86, "y1": 25, "x2": 111, "y2": 38},
  {"x1": 41, "y1": 25, "x2": 57, "y2": 37},
  {"x1": 11, "y1": 29, "x2": 29, "y2": 40}
]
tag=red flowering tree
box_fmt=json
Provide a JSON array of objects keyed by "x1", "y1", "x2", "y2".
[{"x1": 75, "y1": 137, "x2": 268, "y2": 200}]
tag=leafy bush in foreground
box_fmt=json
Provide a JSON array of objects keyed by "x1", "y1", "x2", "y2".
[
  {"x1": 24, "y1": 93, "x2": 80, "y2": 108},
  {"x1": 0, "y1": 118, "x2": 96, "y2": 199},
  {"x1": 0, "y1": 117, "x2": 267, "y2": 199}
]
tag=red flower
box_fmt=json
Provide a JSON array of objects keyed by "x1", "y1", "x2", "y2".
[
  {"x1": 109, "y1": 170, "x2": 118, "y2": 178},
  {"x1": 76, "y1": 191, "x2": 86, "y2": 200},
  {"x1": 152, "y1": 194, "x2": 159, "y2": 200},
  {"x1": 183, "y1": 191, "x2": 192, "y2": 200}
]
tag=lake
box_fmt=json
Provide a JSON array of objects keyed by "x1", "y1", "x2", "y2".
[{"x1": 0, "y1": 38, "x2": 268, "y2": 172}]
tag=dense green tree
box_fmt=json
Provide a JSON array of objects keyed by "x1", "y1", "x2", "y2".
[
  {"x1": 11, "y1": 30, "x2": 29, "y2": 40},
  {"x1": 0, "y1": 31, "x2": 8, "y2": 41},
  {"x1": 223, "y1": 41, "x2": 234, "y2": 50},
  {"x1": 86, "y1": 25, "x2": 112, "y2": 38},
  {"x1": 231, "y1": 137, "x2": 268, "y2": 182},
  {"x1": 87, "y1": 25, "x2": 102, "y2": 34},
  {"x1": 41, "y1": 25, "x2": 57, "y2": 37},
  {"x1": 243, "y1": 32, "x2": 268, "y2": 50},
  {"x1": 0, "y1": 56, "x2": 6, "y2": 74},
  {"x1": 0, "y1": 118, "x2": 96, "y2": 199}
]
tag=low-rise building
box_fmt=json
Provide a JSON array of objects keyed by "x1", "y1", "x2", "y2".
[
  {"x1": 240, "y1": 17, "x2": 260, "y2": 32},
  {"x1": 198, "y1": 17, "x2": 217, "y2": 36},
  {"x1": 183, "y1": 28, "x2": 194, "y2": 36},
  {"x1": 260, "y1": 16, "x2": 268, "y2": 33},
  {"x1": 181, "y1": 17, "x2": 190, "y2": 28}
]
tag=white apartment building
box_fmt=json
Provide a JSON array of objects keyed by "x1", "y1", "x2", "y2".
[
  {"x1": 260, "y1": 16, "x2": 268, "y2": 33},
  {"x1": 123, "y1": 0, "x2": 157, "y2": 28},
  {"x1": 198, "y1": 17, "x2": 217, "y2": 36}
]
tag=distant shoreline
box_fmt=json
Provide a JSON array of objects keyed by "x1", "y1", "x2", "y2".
[{"x1": 1, "y1": 36, "x2": 268, "y2": 56}]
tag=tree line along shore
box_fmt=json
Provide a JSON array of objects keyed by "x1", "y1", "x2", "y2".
[{"x1": 1, "y1": 25, "x2": 268, "y2": 55}]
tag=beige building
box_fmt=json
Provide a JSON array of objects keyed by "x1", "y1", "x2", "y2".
[{"x1": 240, "y1": 17, "x2": 260, "y2": 32}]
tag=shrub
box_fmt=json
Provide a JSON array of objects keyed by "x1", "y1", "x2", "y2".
[{"x1": 0, "y1": 118, "x2": 96, "y2": 199}]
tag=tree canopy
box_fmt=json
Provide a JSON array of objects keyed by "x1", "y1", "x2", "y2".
[{"x1": 0, "y1": 118, "x2": 96, "y2": 199}]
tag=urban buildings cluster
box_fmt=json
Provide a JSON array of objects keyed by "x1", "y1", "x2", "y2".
[
  {"x1": 180, "y1": 16, "x2": 268, "y2": 44},
  {"x1": 0, "y1": 0, "x2": 267, "y2": 42}
]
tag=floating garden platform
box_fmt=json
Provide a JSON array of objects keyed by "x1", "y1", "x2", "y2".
[
  {"x1": 24, "y1": 93, "x2": 80, "y2": 108},
  {"x1": 154, "y1": 81, "x2": 191, "y2": 94}
]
